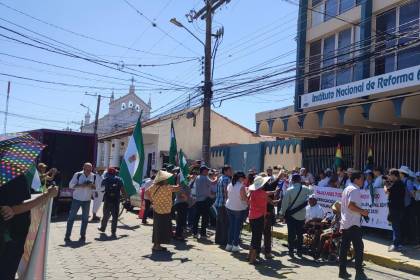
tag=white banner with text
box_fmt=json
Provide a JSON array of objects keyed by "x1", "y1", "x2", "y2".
[{"x1": 313, "y1": 186, "x2": 391, "y2": 230}]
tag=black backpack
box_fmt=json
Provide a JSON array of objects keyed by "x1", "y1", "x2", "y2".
[{"x1": 103, "y1": 177, "x2": 121, "y2": 201}]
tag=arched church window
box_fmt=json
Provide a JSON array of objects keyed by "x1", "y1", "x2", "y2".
[
  {"x1": 121, "y1": 102, "x2": 126, "y2": 110},
  {"x1": 128, "y1": 100, "x2": 134, "y2": 108},
  {"x1": 135, "y1": 104, "x2": 140, "y2": 112}
]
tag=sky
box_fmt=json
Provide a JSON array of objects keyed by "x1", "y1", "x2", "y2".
[{"x1": 0, "y1": 0, "x2": 298, "y2": 134}]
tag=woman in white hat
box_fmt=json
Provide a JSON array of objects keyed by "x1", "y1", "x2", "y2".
[
  {"x1": 247, "y1": 175, "x2": 271, "y2": 264},
  {"x1": 398, "y1": 165, "x2": 417, "y2": 244},
  {"x1": 146, "y1": 170, "x2": 181, "y2": 252}
]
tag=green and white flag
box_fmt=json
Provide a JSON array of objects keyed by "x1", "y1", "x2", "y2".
[
  {"x1": 120, "y1": 117, "x2": 144, "y2": 197},
  {"x1": 169, "y1": 121, "x2": 178, "y2": 166},
  {"x1": 25, "y1": 164, "x2": 42, "y2": 192},
  {"x1": 179, "y1": 149, "x2": 189, "y2": 185}
]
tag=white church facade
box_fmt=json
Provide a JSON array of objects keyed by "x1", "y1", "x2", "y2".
[{"x1": 81, "y1": 82, "x2": 151, "y2": 136}]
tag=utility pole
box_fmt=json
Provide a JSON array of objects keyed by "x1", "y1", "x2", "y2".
[
  {"x1": 85, "y1": 93, "x2": 111, "y2": 167},
  {"x1": 3, "y1": 81, "x2": 10, "y2": 134},
  {"x1": 190, "y1": 0, "x2": 229, "y2": 165},
  {"x1": 93, "y1": 94, "x2": 101, "y2": 137}
]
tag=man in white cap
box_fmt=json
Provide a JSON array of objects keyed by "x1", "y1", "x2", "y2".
[
  {"x1": 318, "y1": 168, "x2": 332, "y2": 188},
  {"x1": 305, "y1": 194, "x2": 324, "y2": 223},
  {"x1": 415, "y1": 172, "x2": 420, "y2": 246},
  {"x1": 399, "y1": 166, "x2": 416, "y2": 244}
]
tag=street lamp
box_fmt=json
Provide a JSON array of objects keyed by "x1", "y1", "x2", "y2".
[
  {"x1": 170, "y1": 18, "x2": 205, "y2": 46},
  {"x1": 80, "y1": 103, "x2": 93, "y2": 114}
]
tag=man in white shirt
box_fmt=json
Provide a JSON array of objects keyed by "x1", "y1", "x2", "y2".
[
  {"x1": 300, "y1": 167, "x2": 315, "y2": 186},
  {"x1": 339, "y1": 171, "x2": 370, "y2": 280},
  {"x1": 305, "y1": 195, "x2": 324, "y2": 222},
  {"x1": 373, "y1": 167, "x2": 384, "y2": 189},
  {"x1": 65, "y1": 163, "x2": 100, "y2": 243},
  {"x1": 91, "y1": 168, "x2": 104, "y2": 222},
  {"x1": 318, "y1": 168, "x2": 332, "y2": 188}
]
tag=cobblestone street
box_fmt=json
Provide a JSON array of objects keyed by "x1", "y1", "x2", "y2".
[{"x1": 47, "y1": 211, "x2": 416, "y2": 280}]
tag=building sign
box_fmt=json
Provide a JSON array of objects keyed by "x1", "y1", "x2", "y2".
[{"x1": 301, "y1": 65, "x2": 420, "y2": 109}]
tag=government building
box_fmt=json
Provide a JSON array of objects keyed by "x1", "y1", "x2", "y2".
[{"x1": 256, "y1": 0, "x2": 420, "y2": 174}]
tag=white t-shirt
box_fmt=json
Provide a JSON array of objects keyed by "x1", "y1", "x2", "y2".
[
  {"x1": 305, "y1": 204, "x2": 324, "y2": 222},
  {"x1": 69, "y1": 171, "x2": 100, "y2": 201},
  {"x1": 340, "y1": 183, "x2": 362, "y2": 230},
  {"x1": 226, "y1": 182, "x2": 248, "y2": 211},
  {"x1": 318, "y1": 177, "x2": 330, "y2": 188}
]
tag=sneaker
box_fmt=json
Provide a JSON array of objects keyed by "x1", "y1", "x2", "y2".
[
  {"x1": 396, "y1": 245, "x2": 404, "y2": 252},
  {"x1": 97, "y1": 227, "x2": 105, "y2": 233},
  {"x1": 111, "y1": 233, "x2": 117, "y2": 239},
  {"x1": 231, "y1": 245, "x2": 242, "y2": 252},
  {"x1": 64, "y1": 237, "x2": 71, "y2": 243},
  {"x1": 78, "y1": 236, "x2": 86, "y2": 243},
  {"x1": 225, "y1": 244, "x2": 233, "y2": 251},
  {"x1": 338, "y1": 271, "x2": 352, "y2": 279},
  {"x1": 388, "y1": 245, "x2": 397, "y2": 252},
  {"x1": 90, "y1": 216, "x2": 100, "y2": 222}
]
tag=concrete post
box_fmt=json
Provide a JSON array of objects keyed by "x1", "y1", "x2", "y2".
[
  {"x1": 110, "y1": 139, "x2": 121, "y2": 167},
  {"x1": 103, "y1": 141, "x2": 111, "y2": 168}
]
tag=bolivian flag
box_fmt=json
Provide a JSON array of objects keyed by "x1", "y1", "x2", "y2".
[{"x1": 335, "y1": 143, "x2": 344, "y2": 169}]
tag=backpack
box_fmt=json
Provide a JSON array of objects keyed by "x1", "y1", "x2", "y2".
[
  {"x1": 76, "y1": 173, "x2": 97, "y2": 184},
  {"x1": 103, "y1": 177, "x2": 121, "y2": 201}
]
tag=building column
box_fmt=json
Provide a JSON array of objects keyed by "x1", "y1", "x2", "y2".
[
  {"x1": 110, "y1": 139, "x2": 121, "y2": 167},
  {"x1": 103, "y1": 141, "x2": 111, "y2": 168},
  {"x1": 294, "y1": 0, "x2": 308, "y2": 111},
  {"x1": 96, "y1": 142, "x2": 104, "y2": 168},
  {"x1": 360, "y1": 0, "x2": 373, "y2": 79}
]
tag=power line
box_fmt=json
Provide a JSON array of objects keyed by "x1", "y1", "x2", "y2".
[
  {"x1": 121, "y1": 0, "x2": 200, "y2": 56},
  {"x1": 0, "y1": 1, "x2": 195, "y2": 59}
]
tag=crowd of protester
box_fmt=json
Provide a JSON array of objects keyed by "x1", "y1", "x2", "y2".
[
  {"x1": 136, "y1": 162, "x2": 420, "y2": 280},
  {"x1": 3, "y1": 157, "x2": 420, "y2": 280}
]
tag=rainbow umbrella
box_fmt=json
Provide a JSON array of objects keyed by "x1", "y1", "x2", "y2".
[{"x1": 0, "y1": 134, "x2": 45, "y2": 187}]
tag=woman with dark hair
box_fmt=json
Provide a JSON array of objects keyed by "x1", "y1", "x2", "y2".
[
  {"x1": 247, "y1": 175, "x2": 271, "y2": 264},
  {"x1": 146, "y1": 170, "x2": 180, "y2": 252},
  {"x1": 225, "y1": 172, "x2": 248, "y2": 252}
]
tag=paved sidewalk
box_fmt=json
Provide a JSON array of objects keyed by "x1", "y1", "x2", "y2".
[
  {"x1": 47, "y1": 211, "x2": 417, "y2": 280},
  {"x1": 270, "y1": 223, "x2": 420, "y2": 275}
]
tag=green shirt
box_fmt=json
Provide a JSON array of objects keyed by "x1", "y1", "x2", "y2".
[{"x1": 279, "y1": 183, "x2": 313, "y2": 221}]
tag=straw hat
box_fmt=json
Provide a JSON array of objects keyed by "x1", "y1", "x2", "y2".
[
  {"x1": 248, "y1": 176, "x2": 271, "y2": 191},
  {"x1": 331, "y1": 201, "x2": 341, "y2": 212},
  {"x1": 153, "y1": 170, "x2": 174, "y2": 184}
]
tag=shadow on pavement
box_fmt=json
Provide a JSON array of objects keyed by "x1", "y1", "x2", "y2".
[
  {"x1": 229, "y1": 250, "x2": 295, "y2": 279},
  {"x1": 117, "y1": 224, "x2": 140, "y2": 231},
  {"x1": 173, "y1": 241, "x2": 195, "y2": 251},
  {"x1": 142, "y1": 251, "x2": 191, "y2": 263},
  {"x1": 94, "y1": 233, "x2": 129, "y2": 241},
  {"x1": 59, "y1": 241, "x2": 92, "y2": 249}
]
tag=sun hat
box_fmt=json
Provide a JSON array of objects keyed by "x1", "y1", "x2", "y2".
[
  {"x1": 398, "y1": 165, "x2": 413, "y2": 176},
  {"x1": 331, "y1": 201, "x2": 341, "y2": 212},
  {"x1": 309, "y1": 194, "x2": 316, "y2": 199},
  {"x1": 249, "y1": 176, "x2": 271, "y2": 191},
  {"x1": 199, "y1": 165, "x2": 210, "y2": 173},
  {"x1": 153, "y1": 170, "x2": 174, "y2": 184}
]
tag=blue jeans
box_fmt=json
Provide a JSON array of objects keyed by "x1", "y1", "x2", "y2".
[
  {"x1": 390, "y1": 210, "x2": 404, "y2": 246},
  {"x1": 227, "y1": 209, "x2": 243, "y2": 246},
  {"x1": 65, "y1": 199, "x2": 91, "y2": 239}
]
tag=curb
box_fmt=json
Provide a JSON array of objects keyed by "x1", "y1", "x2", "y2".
[{"x1": 244, "y1": 224, "x2": 420, "y2": 276}]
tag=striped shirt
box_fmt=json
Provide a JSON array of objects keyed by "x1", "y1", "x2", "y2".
[{"x1": 214, "y1": 175, "x2": 231, "y2": 207}]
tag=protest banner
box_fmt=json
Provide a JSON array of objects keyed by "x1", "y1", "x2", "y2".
[
  {"x1": 313, "y1": 186, "x2": 391, "y2": 230},
  {"x1": 17, "y1": 197, "x2": 53, "y2": 280}
]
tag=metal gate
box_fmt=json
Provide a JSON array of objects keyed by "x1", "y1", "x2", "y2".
[
  {"x1": 356, "y1": 128, "x2": 420, "y2": 172},
  {"x1": 302, "y1": 135, "x2": 353, "y2": 176}
]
